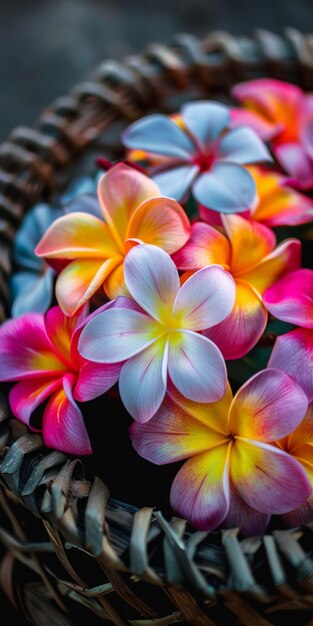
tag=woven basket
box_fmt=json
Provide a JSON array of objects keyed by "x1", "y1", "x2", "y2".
[{"x1": 1, "y1": 29, "x2": 313, "y2": 626}]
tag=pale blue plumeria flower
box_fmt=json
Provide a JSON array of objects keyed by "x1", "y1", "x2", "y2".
[
  {"x1": 122, "y1": 101, "x2": 272, "y2": 214},
  {"x1": 10, "y1": 176, "x2": 98, "y2": 317}
]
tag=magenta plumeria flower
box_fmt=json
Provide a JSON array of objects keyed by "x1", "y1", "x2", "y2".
[
  {"x1": 122, "y1": 101, "x2": 272, "y2": 213},
  {"x1": 263, "y1": 268, "x2": 313, "y2": 329},
  {"x1": 231, "y1": 79, "x2": 313, "y2": 189},
  {"x1": 130, "y1": 371, "x2": 310, "y2": 536},
  {"x1": 79, "y1": 244, "x2": 236, "y2": 423},
  {"x1": 0, "y1": 305, "x2": 122, "y2": 455}
]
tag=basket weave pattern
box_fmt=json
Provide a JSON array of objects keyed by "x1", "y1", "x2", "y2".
[{"x1": 1, "y1": 30, "x2": 313, "y2": 626}]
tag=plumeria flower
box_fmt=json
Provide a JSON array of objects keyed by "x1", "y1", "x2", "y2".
[
  {"x1": 0, "y1": 305, "x2": 122, "y2": 455},
  {"x1": 200, "y1": 166, "x2": 313, "y2": 228},
  {"x1": 122, "y1": 101, "x2": 272, "y2": 213},
  {"x1": 36, "y1": 164, "x2": 190, "y2": 316},
  {"x1": 130, "y1": 370, "x2": 310, "y2": 535},
  {"x1": 231, "y1": 79, "x2": 313, "y2": 188},
  {"x1": 10, "y1": 204, "x2": 62, "y2": 317},
  {"x1": 269, "y1": 329, "x2": 313, "y2": 525},
  {"x1": 79, "y1": 244, "x2": 236, "y2": 423},
  {"x1": 173, "y1": 213, "x2": 301, "y2": 359}
]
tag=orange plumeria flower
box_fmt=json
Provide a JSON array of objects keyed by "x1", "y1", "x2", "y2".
[{"x1": 36, "y1": 164, "x2": 190, "y2": 316}]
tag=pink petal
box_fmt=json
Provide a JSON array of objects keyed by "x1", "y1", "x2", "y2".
[
  {"x1": 97, "y1": 163, "x2": 160, "y2": 245},
  {"x1": 0, "y1": 314, "x2": 66, "y2": 381},
  {"x1": 173, "y1": 265, "x2": 236, "y2": 330},
  {"x1": 170, "y1": 447, "x2": 230, "y2": 531},
  {"x1": 230, "y1": 107, "x2": 281, "y2": 140},
  {"x1": 73, "y1": 361, "x2": 122, "y2": 402},
  {"x1": 268, "y1": 328, "x2": 313, "y2": 402},
  {"x1": 204, "y1": 280, "x2": 268, "y2": 360},
  {"x1": 224, "y1": 484, "x2": 270, "y2": 536},
  {"x1": 241, "y1": 239, "x2": 301, "y2": 296},
  {"x1": 122, "y1": 115, "x2": 197, "y2": 159},
  {"x1": 172, "y1": 221, "x2": 231, "y2": 270},
  {"x1": 168, "y1": 330, "x2": 227, "y2": 403},
  {"x1": 274, "y1": 143, "x2": 313, "y2": 188},
  {"x1": 231, "y1": 79, "x2": 303, "y2": 129},
  {"x1": 9, "y1": 377, "x2": 62, "y2": 427},
  {"x1": 124, "y1": 244, "x2": 180, "y2": 321},
  {"x1": 283, "y1": 493, "x2": 313, "y2": 527},
  {"x1": 229, "y1": 368, "x2": 308, "y2": 441},
  {"x1": 231, "y1": 439, "x2": 311, "y2": 514},
  {"x1": 78, "y1": 306, "x2": 163, "y2": 364},
  {"x1": 43, "y1": 373, "x2": 92, "y2": 455},
  {"x1": 263, "y1": 269, "x2": 313, "y2": 328},
  {"x1": 129, "y1": 393, "x2": 227, "y2": 464},
  {"x1": 119, "y1": 337, "x2": 168, "y2": 423}
]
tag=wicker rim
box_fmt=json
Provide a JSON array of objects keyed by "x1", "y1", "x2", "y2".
[{"x1": 1, "y1": 29, "x2": 313, "y2": 626}]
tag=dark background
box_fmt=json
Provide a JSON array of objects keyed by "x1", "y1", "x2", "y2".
[
  {"x1": 1, "y1": 0, "x2": 313, "y2": 143},
  {"x1": 0, "y1": 0, "x2": 313, "y2": 623}
]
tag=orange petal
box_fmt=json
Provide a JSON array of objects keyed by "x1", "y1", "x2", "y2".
[
  {"x1": 222, "y1": 214, "x2": 276, "y2": 276},
  {"x1": 241, "y1": 239, "x2": 301, "y2": 296},
  {"x1": 126, "y1": 196, "x2": 190, "y2": 254},
  {"x1": 56, "y1": 257, "x2": 121, "y2": 316},
  {"x1": 103, "y1": 261, "x2": 130, "y2": 300},
  {"x1": 98, "y1": 163, "x2": 160, "y2": 248},
  {"x1": 35, "y1": 212, "x2": 117, "y2": 259},
  {"x1": 248, "y1": 166, "x2": 313, "y2": 226}
]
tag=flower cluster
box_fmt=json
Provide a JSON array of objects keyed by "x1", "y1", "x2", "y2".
[{"x1": 1, "y1": 80, "x2": 313, "y2": 536}]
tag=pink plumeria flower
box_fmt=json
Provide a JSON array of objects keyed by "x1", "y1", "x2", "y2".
[
  {"x1": 122, "y1": 101, "x2": 272, "y2": 213},
  {"x1": 231, "y1": 79, "x2": 313, "y2": 189},
  {"x1": 79, "y1": 244, "x2": 236, "y2": 423},
  {"x1": 173, "y1": 213, "x2": 301, "y2": 359},
  {"x1": 0, "y1": 305, "x2": 122, "y2": 455},
  {"x1": 269, "y1": 329, "x2": 313, "y2": 525},
  {"x1": 130, "y1": 371, "x2": 310, "y2": 535},
  {"x1": 201, "y1": 166, "x2": 313, "y2": 228},
  {"x1": 35, "y1": 163, "x2": 190, "y2": 316}
]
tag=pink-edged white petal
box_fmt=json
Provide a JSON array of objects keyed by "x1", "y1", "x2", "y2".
[
  {"x1": 9, "y1": 377, "x2": 62, "y2": 427},
  {"x1": 122, "y1": 115, "x2": 197, "y2": 159},
  {"x1": 173, "y1": 265, "x2": 236, "y2": 330},
  {"x1": 129, "y1": 393, "x2": 227, "y2": 464},
  {"x1": 229, "y1": 368, "x2": 308, "y2": 441},
  {"x1": 268, "y1": 328, "x2": 313, "y2": 402},
  {"x1": 124, "y1": 244, "x2": 180, "y2": 321},
  {"x1": 217, "y1": 126, "x2": 272, "y2": 164},
  {"x1": 263, "y1": 269, "x2": 313, "y2": 328},
  {"x1": 43, "y1": 374, "x2": 92, "y2": 455},
  {"x1": 231, "y1": 439, "x2": 311, "y2": 515},
  {"x1": 224, "y1": 484, "x2": 270, "y2": 537},
  {"x1": 119, "y1": 337, "x2": 168, "y2": 423},
  {"x1": 73, "y1": 361, "x2": 122, "y2": 402},
  {"x1": 152, "y1": 164, "x2": 199, "y2": 202},
  {"x1": 168, "y1": 330, "x2": 227, "y2": 403},
  {"x1": 193, "y1": 162, "x2": 257, "y2": 213},
  {"x1": 78, "y1": 306, "x2": 163, "y2": 364},
  {"x1": 170, "y1": 447, "x2": 230, "y2": 531},
  {"x1": 181, "y1": 101, "x2": 230, "y2": 149},
  {"x1": 0, "y1": 314, "x2": 66, "y2": 381}
]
